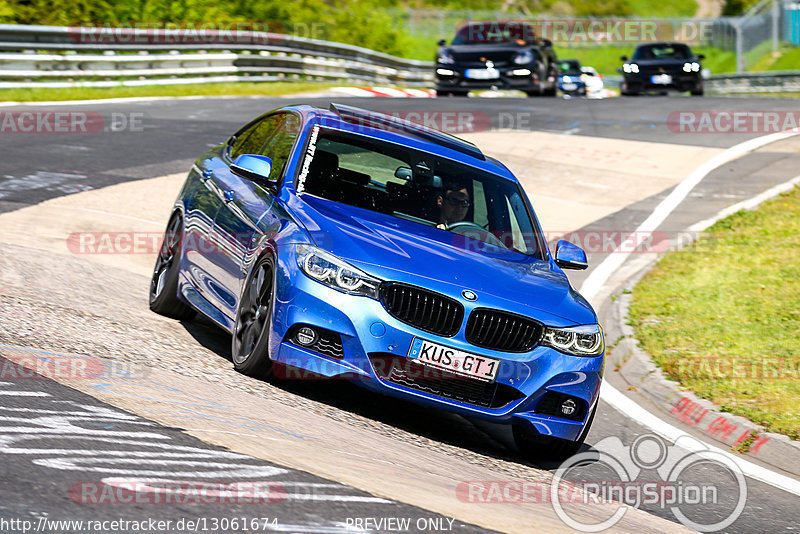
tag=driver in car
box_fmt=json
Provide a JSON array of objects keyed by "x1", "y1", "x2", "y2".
[{"x1": 436, "y1": 180, "x2": 470, "y2": 229}]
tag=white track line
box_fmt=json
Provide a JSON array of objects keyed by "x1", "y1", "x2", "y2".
[
  {"x1": 581, "y1": 128, "x2": 800, "y2": 496},
  {"x1": 601, "y1": 382, "x2": 800, "y2": 497},
  {"x1": 580, "y1": 128, "x2": 800, "y2": 302}
]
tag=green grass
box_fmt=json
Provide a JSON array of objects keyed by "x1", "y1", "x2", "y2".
[
  {"x1": 767, "y1": 46, "x2": 800, "y2": 71},
  {"x1": 0, "y1": 81, "x2": 338, "y2": 102},
  {"x1": 629, "y1": 187, "x2": 800, "y2": 440},
  {"x1": 627, "y1": 0, "x2": 698, "y2": 17}
]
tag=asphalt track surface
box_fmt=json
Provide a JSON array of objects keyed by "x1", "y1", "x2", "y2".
[{"x1": 2, "y1": 94, "x2": 800, "y2": 532}]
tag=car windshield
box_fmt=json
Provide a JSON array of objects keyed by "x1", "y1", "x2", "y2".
[
  {"x1": 558, "y1": 60, "x2": 582, "y2": 75},
  {"x1": 452, "y1": 22, "x2": 536, "y2": 45},
  {"x1": 632, "y1": 43, "x2": 692, "y2": 60},
  {"x1": 297, "y1": 128, "x2": 544, "y2": 258}
]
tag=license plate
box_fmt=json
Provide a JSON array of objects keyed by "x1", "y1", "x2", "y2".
[
  {"x1": 407, "y1": 338, "x2": 500, "y2": 382},
  {"x1": 465, "y1": 68, "x2": 500, "y2": 80},
  {"x1": 651, "y1": 74, "x2": 672, "y2": 85},
  {"x1": 561, "y1": 83, "x2": 577, "y2": 91}
]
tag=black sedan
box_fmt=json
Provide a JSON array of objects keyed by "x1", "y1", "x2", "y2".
[
  {"x1": 619, "y1": 42, "x2": 704, "y2": 96},
  {"x1": 435, "y1": 21, "x2": 558, "y2": 97}
]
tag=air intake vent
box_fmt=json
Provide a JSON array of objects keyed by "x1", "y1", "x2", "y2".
[
  {"x1": 369, "y1": 354, "x2": 524, "y2": 409},
  {"x1": 465, "y1": 308, "x2": 542, "y2": 352},
  {"x1": 380, "y1": 283, "x2": 464, "y2": 337}
]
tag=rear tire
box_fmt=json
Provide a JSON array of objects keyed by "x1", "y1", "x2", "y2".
[
  {"x1": 513, "y1": 404, "x2": 597, "y2": 462},
  {"x1": 149, "y1": 212, "x2": 195, "y2": 320},
  {"x1": 232, "y1": 255, "x2": 276, "y2": 378}
]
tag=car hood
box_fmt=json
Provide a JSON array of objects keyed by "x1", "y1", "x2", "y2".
[
  {"x1": 295, "y1": 196, "x2": 596, "y2": 325},
  {"x1": 631, "y1": 58, "x2": 693, "y2": 69},
  {"x1": 447, "y1": 44, "x2": 526, "y2": 63}
]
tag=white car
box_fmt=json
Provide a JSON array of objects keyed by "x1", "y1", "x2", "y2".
[{"x1": 580, "y1": 66, "x2": 605, "y2": 98}]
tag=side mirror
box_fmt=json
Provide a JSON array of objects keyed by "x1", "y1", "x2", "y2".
[
  {"x1": 554, "y1": 240, "x2": 588, "y2": 270},
  {"x1": 540, "y1": 38, "x2": 553, "y2": 48},
  {"x1": 696, "y1": 54, "x2": 705, "y2": 60},
  {"x1": 620, "y1": 55, "x2": 628, "y2": 61},
  {"x1": 437, "y1": 39, "x2": 446, "y2": 47},
  {"x1": 231, "y1": 154, "x2": 275, "y2": 191}
]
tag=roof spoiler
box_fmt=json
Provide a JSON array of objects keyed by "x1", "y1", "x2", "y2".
[{"x1": 329, "y1": 103, "x2": 485, "y2": 161}]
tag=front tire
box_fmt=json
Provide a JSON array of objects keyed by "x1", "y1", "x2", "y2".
[
  {"x1": 149, "y1": 212, "x2": 195, "y2": 320},
  {"x1": 232, "y1": 255, "x2": 276, "y2": 378}
]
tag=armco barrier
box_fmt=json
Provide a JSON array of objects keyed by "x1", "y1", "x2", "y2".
[
  {"x1": 0, "y1": 24, "x2": 434, "y2": 88},
  {"x1": 0, "y1": 24, "x2": 798, "y2": 93}
]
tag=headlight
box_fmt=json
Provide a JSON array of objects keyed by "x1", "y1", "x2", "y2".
[
  {"x1": 437, "y1": 49, "x2": 455, "y2": 65},
  {"x1": 623, "y1": 63, "x2": 639, "y2": 74},
  {"x1": 691, "y1": 62, "x2": 700, "y2": 72},
  {"x1": 542, "y1": 324, "x2": 604, "y2": 356},
  {"x1": 513, "y1": 49, "x2": 534, "y2": 64},
  {"x1": 296, "y1": 245, "x2": 381, "y2": 299}
]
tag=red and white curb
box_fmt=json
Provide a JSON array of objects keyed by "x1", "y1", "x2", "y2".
[{"x1": 331, "y1": 87, "x2": 435, "y2": 98}]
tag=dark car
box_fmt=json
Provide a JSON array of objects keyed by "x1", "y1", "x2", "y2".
[
  {"x1": 435, "y1": 21, "x2": 558, "y2": 97},
  {"x1": 556, "y1": 59, "x2": 587, "y2": 96},
  {"x1": 619, "y1": 42, "x2": 704, "y2": 96}
]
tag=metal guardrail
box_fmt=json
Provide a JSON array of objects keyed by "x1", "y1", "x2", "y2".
[
  {"x1": 0, "y1": 24, "x2": 435, "y2": 89},
  {"x1": 705, "y1": 71, "x2": 800, "y2": 93},
  {"x1": 0, "y1": 24, "x2": 798, "y2": 93}
]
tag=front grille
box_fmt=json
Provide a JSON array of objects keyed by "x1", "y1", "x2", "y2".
[
  {"x1": 369, "y1": 354, "x2": 524, "y2": 409},
  {"x1": 380, "y1": 283, "x2": 464, "y2": 337},
  {"x1": 465, "y1": 308, "x2": 542, "y2": 352},
  {"x1": 285, "y1": 325, "x2": 344, "y2": 359}
]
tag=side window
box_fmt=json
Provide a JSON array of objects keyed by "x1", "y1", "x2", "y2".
[
  {"x1": 260, "y1": 114, "x2": 301, "y2": 182},
  {"x1": 229, "y1": 115, "x2": 282, "y2": 161},
  {"x1": 229, "y1": 113, "x2": 300, "y2": 182}
]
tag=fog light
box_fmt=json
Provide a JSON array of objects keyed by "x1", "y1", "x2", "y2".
[
  {"x1": 436, "y1": 68, "x2": 455, "y2": 76},
  {"x1": 512, "y1": 68, "x2": 531, "y2": 76},
  {"x1": 295, "y1": 326, "x2": 317, "y2": 346},
  {"x1": 561, "y1": 399, "x2": 577, "y2": 416}
]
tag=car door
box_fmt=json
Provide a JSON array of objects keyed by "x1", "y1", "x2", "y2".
[
  {"x1": 181, "y1": 160, "x2": 226, "y2": 304},
  {"x1": 206, "y1": 112, "x2": 301, "y2": 320}
]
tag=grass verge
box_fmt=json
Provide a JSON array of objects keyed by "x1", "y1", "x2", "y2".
[
  {"x1": 629, "y1": 186, "x2": 800, "y2": 440},
  {"x1": 0, "y1": 81, "x2": 338, "y2": 102}
]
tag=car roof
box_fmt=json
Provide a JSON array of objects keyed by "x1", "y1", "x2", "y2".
[
  {"x1": 635, "y1": 41, "x2": 690, "y2": 49},
  {"x1": 282, "y1": 104, "x2": 519, "y2": 184}
]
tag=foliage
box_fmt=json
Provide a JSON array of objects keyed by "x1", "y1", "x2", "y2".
[{"x1": 630, "y1": 187, "x2": 800, "y2": 440}]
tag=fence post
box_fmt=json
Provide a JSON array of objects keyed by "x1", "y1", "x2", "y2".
[
  {"x1": 773, "y1": 0, "x2": 779, "y2": 51},
  {"x1": 734, "y1": 22, "x2": 744, "y2": 73}
]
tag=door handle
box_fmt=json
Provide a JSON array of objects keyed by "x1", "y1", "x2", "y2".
[{"x1": 224, "y1": 190, "x2": 235, "y2": 202}]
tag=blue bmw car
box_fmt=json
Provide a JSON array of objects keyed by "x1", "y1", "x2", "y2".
[{"x1": 150, "y1": 103, "x2": 604, "y2": 459}]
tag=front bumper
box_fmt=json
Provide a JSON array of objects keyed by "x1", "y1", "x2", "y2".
[
  {"x1": 623, "y1": 72, "x2": 701, "y2": 92},
  {"x1": 435, "y1": 64, "x2": 540, "y2": 92},
  {"x1": 267, "y1": 246, "x2": 604, "y2": 442}
]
